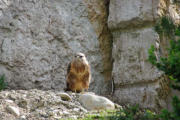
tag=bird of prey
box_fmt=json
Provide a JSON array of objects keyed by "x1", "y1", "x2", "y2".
[{"x1": 65, "y1": 53, "x2": 91, "y2": 93}]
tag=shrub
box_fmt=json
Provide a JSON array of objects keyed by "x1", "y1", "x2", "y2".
[
  {"x1": 0, "y1": 74, "x2": 6, "y2": 91},
  {"x1": 107, "y1": 105, "x2": 158, "y2": 120},
  {"x1": 149, "y1": 17, "x2": 180, "y2": 90},
  {"x1": 154, "y1": 16, "x2": 176, "y2": 38},
  {"x1": 148, "y1": 16, "x2": 180, "y2": 120},
  {"x1": 78, "y1": 105, "x2": 159, "y2": 120}
]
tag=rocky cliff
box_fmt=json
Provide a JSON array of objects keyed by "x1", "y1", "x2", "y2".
[
  {"x1": 0, "y1": 0, "x2": 105, "y2": 93},
  {"x1": 0, "y1": 0, "x2": 180, "y2": 111}
]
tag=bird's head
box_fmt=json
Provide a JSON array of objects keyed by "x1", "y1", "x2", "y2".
[{"x1": 74, "y1": 52, "x2": 87, "y2": 62}]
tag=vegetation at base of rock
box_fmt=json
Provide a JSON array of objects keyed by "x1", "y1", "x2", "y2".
[
  {"x1": 148, "y1": 16, "x2": 180, "y2": 120},
  {"x1": 106, "y1": 105, "x2": 158, "y2": 120},
  {"x1": 159, "y1": 96, "x2": 180, "y2": 120},
  {"x1": 75, "y1": 105, "x2": 159, "y2": 120},
  {"x1": 76, "y1": 104, "x2": 179, "y2": 120},
  {"x1": 0, "y1": 74, "x2": 6, "y2": 91}
]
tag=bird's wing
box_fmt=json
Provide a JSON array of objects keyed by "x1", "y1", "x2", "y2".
[
  {"x1": 67, "y1": 62, "x2": 71, "y2": 75},
  {"x1": 65, "y1": 62, "x2": 71, "y2": 91}
]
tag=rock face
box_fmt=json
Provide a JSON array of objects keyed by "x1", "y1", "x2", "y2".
[
  {"x1": 112, "y1": 28, "x2": 160, "y2": 85},
  {"x1": 108, "y1": 0, "x2": 160, "y2": 30},
  {"x1": 108, "y1": 0, "x2": 171, "y2": 110},
  {"x1": 79, "y1": 92, "x2": 115, "y2": 110},
  {"x1": 0, "y1": 0, "x2": 104, "y2": 93}
]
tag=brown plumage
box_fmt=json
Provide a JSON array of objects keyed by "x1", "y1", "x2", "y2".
[{"x1": 65, "y1": 53, "x2": 91, "y2": 92}]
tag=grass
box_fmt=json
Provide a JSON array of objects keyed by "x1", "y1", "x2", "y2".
[{"x1": 64, "y1": 105, "x2": 159, "y2": 120}]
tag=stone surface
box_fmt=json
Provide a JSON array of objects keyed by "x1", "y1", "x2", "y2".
[
  {"x1": 169, "y1": 2, "x2": 180, "y2": 24},
  {"x1": 6, "y1": 105, "x2": 20, "y2": 116},
  {"x1": 0, "y1": 89, "x2": 85, "y2": 119},
  {"x1": 0, "y1": 89, "x2": 118, "y2": 120},
  {"x1": 0, "y1": 0, "x2": 104, "y2": 93},
  {"x1": 79, "y1": 92, "x2": 115, "y2": 110},
  {"x1": 112, "y1": 28, "x2": 161, "y2": 85},
  {"x1": 108, "y1": 0, "x2": 160, "y2": 30},
  {"x1": 83, "y1": 0, "x2": 113, "y2": 94},
  {"x1": 58, "y1": 92, "x2": 72, "y2": 101},
  {"x1": 5, "y1": 99, "x2": 14, "y2": 103},
  {"x1": 113, "y1": 75, "x2": 170, "y2": 110},
  {"x1": 108, "y1": 0, "x2": 172, "y2": 110}
]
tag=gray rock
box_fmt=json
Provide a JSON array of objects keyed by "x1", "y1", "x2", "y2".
[
  {"x1": 112, "y1": 28, "x2": 161, "y2": 85},
  {"x1": 20, "y1": 115, "x2": 26, "y2": 120},
  {"x1": 79, "y1": 93, "x2": 115, "y2": 110},
  {"x1": 58, "y1": 92, "x2": 72, "y2": 101},
  {"x1": 6, "y1": 105, "x2": 20, "y2": 116},
  {"x1": 108, "y1": 0, "x2": 160, "y2": 30},
  {"x1": 114, "y1": 83, "x2": 161, "y2": 109},
  {"x1": 108, "y1": 0, "x2": 171, "y2": 110},
  {"x1": 5, "y1": 99, "x2": 14, "y2": 103}
]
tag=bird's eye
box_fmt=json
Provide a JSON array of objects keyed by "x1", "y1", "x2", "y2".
[{"x1": 80, "y1": 56, "x2": 83, "y2": 58}]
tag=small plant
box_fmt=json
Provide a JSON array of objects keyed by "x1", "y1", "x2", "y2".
[
  {"x1": 77, "y1": 105, "x2": 158, "y2": 120},
  {"x1": 154, "y1": 16, "x2": 176, "y2": 38},
  {"x1": 159, "y1": 96, "x2": 180, "y2": 120},
  {"x1": 0, "y1": 74, "x2": 6, "y2": 91},
  {"x1": 107, "y1": 105, "x2": 158, "y2": 120},
  {"x1": 149, "y1": 18, "x2": 180, "y2": 90},
  {"x1": 78, "y1": 110, "x2": 116, "y2": 120}
]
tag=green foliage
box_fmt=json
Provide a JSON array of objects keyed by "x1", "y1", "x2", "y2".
[
  {"x1": 78, "y1": 105, "x2": 158, "y2": 120},
  {"x1": 148, "y1": 39, "x2": 180, "y2": 90},
  {"x1": 150, "y1": 17, "x2": 180, "y2": 90},
  {"x1": 175, "y1": 26, "x2": 180, "y2": 36},
  {"x1": 159, "y1": 109, "x2": 172, "y2": 120},
  {"x1": 108, "y1": 105, "x2": 158, "y2": 120},
  {"x1": 171, "y1": 96, "x2": 180, "y2": 119},
  {"x1": 148, "y1": 16, "x2": 180, "y2": 120},
  {"x1": 154, "y1": 16, "x2": 176, "y2": 37},
  {"x1": 159, "y1": 96, "x2": 180, "y2": 120},
  {"x1": 76, "y1": 110, "x2": 116, "y2": 120},
  {"x1": 148, "y1": 45, "x2": 157, "y2": 65},
  {"x1": 0, "y1": 74, "x2": 6, "y2": 91}
]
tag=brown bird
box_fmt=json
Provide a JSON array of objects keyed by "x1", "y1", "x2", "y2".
[{"x1": 65, "y1": 53, "x2": 91, "y2": 93}]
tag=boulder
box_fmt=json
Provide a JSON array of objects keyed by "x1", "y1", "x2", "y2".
[
  {"x1": 6, "y1": 105, "x2": 20, "y2": 116},
  {"x1": 79, "y1": 93, "x2": 115, "y2": 110},
  {"x1": 58, "y1": 92, "x2": 72, "y2": 101},
  {"x1": 108, "y1": 0, "x2": 160, "y2": 30}
]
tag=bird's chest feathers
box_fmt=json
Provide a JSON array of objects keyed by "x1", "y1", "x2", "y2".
[{"x1": 71, "y1": 62, "x2": 87, "y2": 76}]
